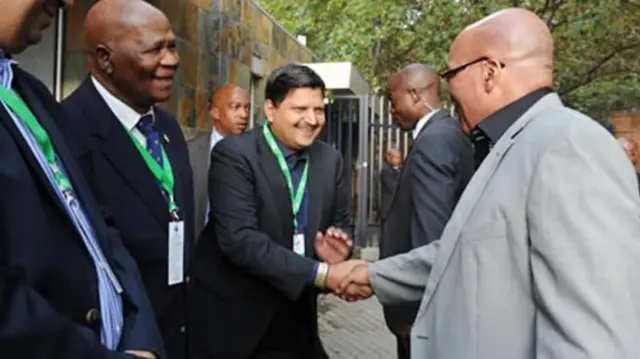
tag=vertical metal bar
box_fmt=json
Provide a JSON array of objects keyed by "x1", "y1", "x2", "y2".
[
  {"x1": 346, "y1": 100, "x2": 354, "y2": 184},
  {"x1": 337, "y1": 100, "x2": 343, "y2": 152},
  {"x1": 356, "y1": 95, "x2": 368, "y2": 248},
  {"x1": 54, "y1": 8, "x2": 65, "y2": 101},
  {"x1": 326, "y1": 100, "x2": 333, "y2": 144},
  {"x1": 386, "y1": 103, "x2": 392, "y2": 152},
  {"x1": 367, "y1": 94, "x2": 375, "y2": 223}
]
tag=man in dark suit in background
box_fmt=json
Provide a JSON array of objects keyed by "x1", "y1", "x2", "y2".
[
  {"x1": 380, "y1": 63, "x2": 474, "y2": 359},
  {"x1": 189, "y1": 64, "x2": 362, "y2": 359},
  {"x1": 0, "y1": 0, "x2": 162, "y2": 358},
  {"x1": 202, "y1": 84, "x2": 250, "y2": 227},
  {"x1": 379, "y1": 147, "x2": 403, "y2": 220},
  {"x1": 61, "y1": 1, "x2": 194, "y2": 358}
]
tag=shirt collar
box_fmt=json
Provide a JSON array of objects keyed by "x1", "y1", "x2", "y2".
[
  {"x1": 0, "y1": 50, "x2": 17, "y2": 88},
  {"x1": 412, "y1": 109, "x2": 440, "y2": 139},
  {"x1": 474, "y1": 87, "x2": 553, "y2": 144},
  {"x1": 91, "y1": 75, "x2": 154, "y2": 131},
  {"x1": 210, "y1": 127, "x2": 224, "y2": 149}
]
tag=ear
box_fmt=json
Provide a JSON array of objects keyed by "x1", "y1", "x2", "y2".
[
  {"x1": 210, "y1": 106, "x2": 219, "y2": 121},
  {"x1": 482, "y1": 59, "x2": 500, "y2": 93},
  {"x1": 95, "y1": 44, "x2": 113, "y2": 75},
  {"x1": 408, "y1": 88, "x2": 421, "y2": 105},
  {"x1": 264, "y1": 100, "x2": 276, "y2": 125}
]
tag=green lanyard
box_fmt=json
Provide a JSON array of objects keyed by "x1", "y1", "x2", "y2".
[
  {"x1": 126, "y1": 130, "x2": 178, "y2": 217},
  {"x1": 262, "y1": 124, "x2": 308, "y2": 230},
  {"x1": 0, "y1": 86, "x2": 71, "y2": 192}
]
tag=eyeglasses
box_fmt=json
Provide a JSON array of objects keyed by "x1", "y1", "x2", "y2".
[{"x1": 439, "y1": 57, "x2": 505, "y2": 81}]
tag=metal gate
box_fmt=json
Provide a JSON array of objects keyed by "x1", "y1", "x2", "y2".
[{"x1": 322, "y1": 94, "x2": 411, "y2": 247}]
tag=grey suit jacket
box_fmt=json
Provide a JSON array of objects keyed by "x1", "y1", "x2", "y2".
[{"x1": 369, "y1": 94, "x2": 640, "y2": 358}]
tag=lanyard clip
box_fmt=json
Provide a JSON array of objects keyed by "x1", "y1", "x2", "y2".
[{"x1": 170, "y1": 209, "x2": 180, "y2": 221}]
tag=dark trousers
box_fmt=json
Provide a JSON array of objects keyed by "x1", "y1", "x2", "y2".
[
  {"x1": 396, "y1": 333, "x2": 411, "y2": 359},
  {"x1": 248, "y1": 303, "x2": 315, "y2": 359}
]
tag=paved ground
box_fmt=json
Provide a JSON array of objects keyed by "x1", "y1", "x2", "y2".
[
  {"x1": 318, "y1": 295, "x2": 395, "y2": 359},
  {"x1": 318, "y1": 246, "x2": 396, "y2": 358}
]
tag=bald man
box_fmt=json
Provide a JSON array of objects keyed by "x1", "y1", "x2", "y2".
[
  {"x1": 339, "y1": 8, "x2": 640, "y2": 358},
  {"x1": 209, "y1": 84, "x2": 250, "y2": 147},
  {"x1": 202, "y1": 85, "x2": 249, "y2": 226},
  {"x1": 61, "y1": 1, "x2": 195, "y2": 358},
  {"x1": 382, "y1": 64, "x2": 473, "y2": 359}
]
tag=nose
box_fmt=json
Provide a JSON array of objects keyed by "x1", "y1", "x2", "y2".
[
  {"x1": 305, "y1": 110, "x2": 321, "y2": 126},
  {"x1": 161, "y1": 49, "x2": 180, "y2": 69},
  {"x1": 239, "y1": 107, "x2": 249, "y2": 120}
]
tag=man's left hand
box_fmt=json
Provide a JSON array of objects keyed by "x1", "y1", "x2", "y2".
[{"x1": 314, "y1": 226, "x2": 352, "y2": 264}]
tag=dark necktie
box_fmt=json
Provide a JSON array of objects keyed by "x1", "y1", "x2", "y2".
[
  {"x1": 471, "y1": 128, "x2": 491, "y2": 169},
  {"x1": 136, "y1": 114, "x2": 163, "y2": 167},
  {"x1": 136, "y1": 114, "x2": 168, "y2": 201}
]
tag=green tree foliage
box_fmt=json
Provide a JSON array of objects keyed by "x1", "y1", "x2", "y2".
[{"x1": 258, "y1": 0, "x2": 639, "y2": 118}]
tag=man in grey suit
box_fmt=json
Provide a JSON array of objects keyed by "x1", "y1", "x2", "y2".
[{"x1": 338, "y1": 8, "x2": 640, "y2": 358}]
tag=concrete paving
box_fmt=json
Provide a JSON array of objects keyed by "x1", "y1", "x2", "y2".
[{"x1": 318, "y1": 246, "x2": 396, "y2": 358}]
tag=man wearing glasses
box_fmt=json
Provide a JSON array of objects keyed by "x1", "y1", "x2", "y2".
[{"x1": 338, "y1": 7, "x2": 640, "y2": 358}]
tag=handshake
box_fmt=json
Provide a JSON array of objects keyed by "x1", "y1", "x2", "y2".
[
  {"x1": 315, "y1": 259, "x2": 374, "y2": 302},
  {"x1": 313, "y1": 226, "x2": 374, "y2": 301}
]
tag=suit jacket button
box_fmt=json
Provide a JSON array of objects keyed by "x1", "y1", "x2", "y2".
[
  {"x1": 180, "y1": 326, "x2": 186, "y2": 334},
  {"x1": 86, "y1": 308, "x2": 101, "y2": 326},
  {"x1": 185, "y1": 276, "x2": 191, "y2": 284}
]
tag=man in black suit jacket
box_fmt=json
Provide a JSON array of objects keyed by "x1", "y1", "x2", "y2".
[
  {"x1": 189, "y1": 64, "x2": 361, "y2": 359},
  {"x1": 61, "y1": 1, "x2": 194, "y2": 358},
  {"x1": 0, "y1": 1, "x2": 162, "y2": 358},
  {"x1": 380, "y1": 64, "x2": 474, "y2": 359},
  {"x1": 379, "y1": 148, "x2": 403, "y2": 221}
]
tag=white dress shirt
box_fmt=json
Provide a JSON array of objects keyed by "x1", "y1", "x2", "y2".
[
  {"x1": 209, "y1": 127, "x2": 224, "y2": 154},
  {"x1": 91, "y1": 76, "x2": 154, "y2": 145},
  {"x1": 412, "y1": 109, "x2": 440, "y2": 139}
]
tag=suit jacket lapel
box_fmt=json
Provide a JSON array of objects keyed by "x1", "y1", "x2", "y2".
[
  {"x1": 417, "y1": 94, "x2": 564, "y2": 316},
  {"x1": 304, "y1": 143, "x2": 323, "y2": 258},
  {"x1": 0, "y1": 95, "x2": 68, "y2": 218},
  {"x1": 257, "y1": 130, "x2": 294, "y2": 248},
  {"x1": 8, "y1": 71, "x2": 110, "y2": 245},
  {"x1": 79, "y1": 79, "x2": 168, "y2": 226}
]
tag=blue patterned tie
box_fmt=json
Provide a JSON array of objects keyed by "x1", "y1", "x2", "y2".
[
  {"x1": 136, "y1": 114, "x2": 163, "y2": 167},
  {"x1": 136, "y1": 114, "x2": 169, "y2": 201}
]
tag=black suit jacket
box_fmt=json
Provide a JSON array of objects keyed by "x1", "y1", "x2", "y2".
[
  {"x1": 0, "y1": 68, "x2": 163, "y2": 358},
  {"x1": 379, "y1": 110, "x2": 474, "y2": 331},
  {"x1": 379, "y1": 163, "x2": 401, "y2": 221},
  {"x1": 189, "y1": 128, "x2": 353, "y2": 359},
  {"x1": 61, "y1": 78, "x2": 195, "y2": 359}
]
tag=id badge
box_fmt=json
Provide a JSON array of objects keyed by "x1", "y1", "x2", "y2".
[
  {"x1": 168, "y1": 221, "x2": 185, "y2": 286},
  {"x1": 293, "y1": 233, "x2": 305, "y2": 256}
]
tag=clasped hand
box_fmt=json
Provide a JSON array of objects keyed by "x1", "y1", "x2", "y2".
[{"x1": 313, "y1": 227, "x2": 372, "y2": 302}]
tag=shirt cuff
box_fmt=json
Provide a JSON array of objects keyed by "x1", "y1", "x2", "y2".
[{"x1": 309, "y1": 261, "x2": 320, "y2": 284}]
